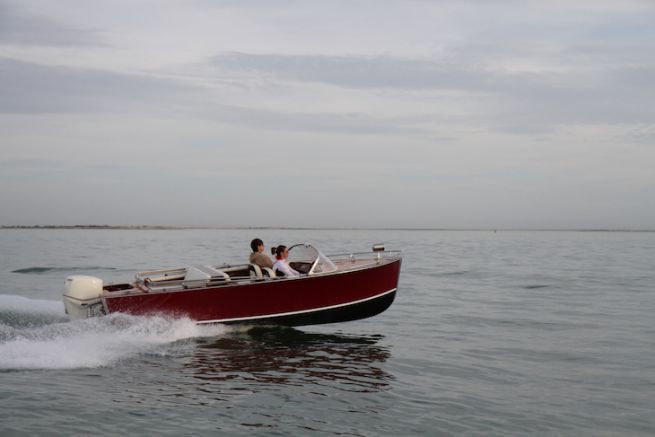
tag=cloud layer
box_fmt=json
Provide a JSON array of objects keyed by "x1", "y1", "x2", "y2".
[{"x1": 1, "y1": 0, "x2": 654, "y2": 228}]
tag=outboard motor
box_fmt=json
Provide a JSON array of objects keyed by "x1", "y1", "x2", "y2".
[{"x1": 62, "y1": 275, "x2": 105, "y2": 320}]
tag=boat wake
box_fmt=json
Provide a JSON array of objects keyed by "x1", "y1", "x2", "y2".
[{"x1": 0, "y1": 294, "x2": 228, "y2": 370}]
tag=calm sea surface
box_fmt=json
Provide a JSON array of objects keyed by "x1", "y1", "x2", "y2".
[{"x1": 0, "y1": 229, "x2": 654, "y2": 436}]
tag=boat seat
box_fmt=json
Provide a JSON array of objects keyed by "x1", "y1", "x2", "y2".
[
  {"x1": 183, "y1": 265, "x2": 230, "y2": 288},
  {"x1": 250, "y1": 264, "x2": 276, "y2": 279},
  {"x1": 249, "y1": 264, "x2": 263, "y2": 279}
]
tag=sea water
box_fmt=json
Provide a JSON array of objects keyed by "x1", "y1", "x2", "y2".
[{"x1": 0, "y1": 229, "x2": 654, "y2": 435}]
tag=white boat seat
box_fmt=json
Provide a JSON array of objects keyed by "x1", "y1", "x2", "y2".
[
  {"x1": 249, "y1": 264, "x2": 276, "y2": 279},
  {"x1": 183, "y1": 265, "x2": 230, "y2": 288},
  {"x1": 248, "y1": 264, "x2": 263, "y2": 279}
]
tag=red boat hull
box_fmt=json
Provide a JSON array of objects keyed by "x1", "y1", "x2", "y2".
[{"x1": 103, "y1": 258, "x2": 402, "y2": 326}]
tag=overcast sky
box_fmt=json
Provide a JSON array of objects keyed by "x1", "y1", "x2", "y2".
[{"x1": 1, "y1": 0, "x2": 653, "y2": 229}]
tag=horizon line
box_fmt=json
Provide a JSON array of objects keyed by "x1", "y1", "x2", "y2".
[{"x1": 1, "y1": 225, "x2": 653, "y2": 232}]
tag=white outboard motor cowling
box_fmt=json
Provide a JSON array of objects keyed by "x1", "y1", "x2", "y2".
[{"x1": 62, "y1": 275, "x2": 105, "y2": 320}]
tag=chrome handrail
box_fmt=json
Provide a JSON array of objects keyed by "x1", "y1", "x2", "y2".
[{"x1": 328, "y1": 250, "x2": 402, "y2": 259}]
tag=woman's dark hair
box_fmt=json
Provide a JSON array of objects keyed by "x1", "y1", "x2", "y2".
[
  {"x1": 250, "y1": 238, "x2": 263, "y2": 252},
  {"x1": 275, "y1": 245, "x2": 287, "y2": 259}
]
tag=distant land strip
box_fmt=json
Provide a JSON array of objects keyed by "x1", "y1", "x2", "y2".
[
  {"x1": 0, "y1": 225, "x2": 182, "y2": 230},
  {"x1": 0, "y1": 225, "x2": 653, "y2": 232}
]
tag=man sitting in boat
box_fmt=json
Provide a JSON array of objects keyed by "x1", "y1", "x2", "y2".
[
  {"x1": 272, "y1": 245, "x2": 300, "y2": 277},
  {"x1": 249, "y1": 238, "x2": 274, "y2": 269}
]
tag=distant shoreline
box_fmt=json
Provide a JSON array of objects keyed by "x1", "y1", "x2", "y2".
[
  {"x1": 0, "y1": 225, "x2": 653, "y2": 232},
  {"x1": 0, "y1": 225, "x2": 182, "y2": 230}
]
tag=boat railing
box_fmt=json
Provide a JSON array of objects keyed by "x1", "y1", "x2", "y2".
[{"x1": 328, "y1": 249, "x2": 402, "y2": 261}]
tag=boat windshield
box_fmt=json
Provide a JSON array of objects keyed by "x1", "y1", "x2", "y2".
[{"x1": 287, "y1": 244, "x2": 337, "y2": 275}]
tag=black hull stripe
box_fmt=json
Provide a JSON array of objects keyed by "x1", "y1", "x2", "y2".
[{"x1": 196, "y1": 287, "x2": 397, "y2": 325}]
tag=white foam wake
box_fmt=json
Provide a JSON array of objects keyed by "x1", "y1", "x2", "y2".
[
  {"x1": 0, "y1": 299, "x2": 229, "y2": 370},
  {"x1": 0, "y1": 294, "x2": 64, "y2": 315}
]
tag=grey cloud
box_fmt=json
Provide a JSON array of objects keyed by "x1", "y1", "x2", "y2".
[
  {"x1": 0, "y1": 58, "x2": 196, "y2": 114},
  {"x1": 495, "y1": 66, "x2": 655, "y2": 133},
  {"x1": 211, "y1": 53, "x2": 497, "y2": 91},
  {"x1": 0, "y1": 57, "x2": 425, "y2": 136},
  {"x1": 0, "y1": 1, "x2": 105, "y2": 46},
  {"x1": 198, "y1": 103, "x2": 430, "y2": 137},
  {"x1": 210, "y1": 52, "x2": 655, "y2": 130},
  {"x1": 4, "y1": 48, "x2": 653, "y2": 139}
]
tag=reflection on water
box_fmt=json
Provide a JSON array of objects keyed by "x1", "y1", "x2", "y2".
[{"x1": 187, "y1": 327, "x2": 393, "y2": 393}]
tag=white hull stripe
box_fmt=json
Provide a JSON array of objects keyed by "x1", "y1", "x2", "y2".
[{"x1": 196, "y1": 287, "x2": 397, "y2": 324}]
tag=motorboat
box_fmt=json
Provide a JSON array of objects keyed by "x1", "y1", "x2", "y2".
[{"x1": 62, "y1": 244, "x2": 402, "y2": 327}]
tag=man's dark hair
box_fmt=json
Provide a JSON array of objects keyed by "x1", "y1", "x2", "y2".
[{"x1": 250, "y1": 238, "x2": 263, "y2": 252}]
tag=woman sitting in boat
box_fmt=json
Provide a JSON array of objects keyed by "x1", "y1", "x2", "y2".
[{"x1": 272, "y1": 245, "x2": 300, "y2": 277}]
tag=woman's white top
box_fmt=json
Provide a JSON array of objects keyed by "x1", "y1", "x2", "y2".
[{"x1": 272, "y1": 259, "x2": 300, "y2": 277}]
